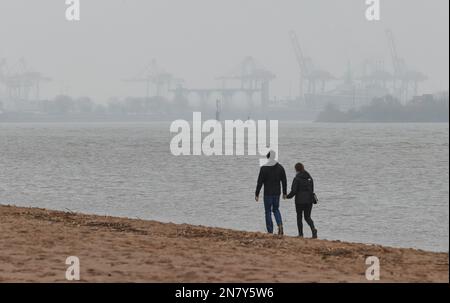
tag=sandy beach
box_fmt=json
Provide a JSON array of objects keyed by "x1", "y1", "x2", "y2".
[{"x1": 0, "y1": 204, "x2": 448, "y2": 283}]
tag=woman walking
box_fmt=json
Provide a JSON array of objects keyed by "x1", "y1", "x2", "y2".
[{"x1": 286, "y1": 163, "x2": 318, "y2": 238}]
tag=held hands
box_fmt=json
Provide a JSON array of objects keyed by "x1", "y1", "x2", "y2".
[{"x1": 256, "y1": 195, "x2": 286, "y2": 201}]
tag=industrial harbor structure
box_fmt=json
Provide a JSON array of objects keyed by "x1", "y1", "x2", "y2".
[{"x1": 0, "y1": 29, "x2": 434, "y2": 118}]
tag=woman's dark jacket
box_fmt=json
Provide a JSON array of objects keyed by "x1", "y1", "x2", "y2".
[{"x1": 286, "y1": 171, "x2": 314, "y2": 205}]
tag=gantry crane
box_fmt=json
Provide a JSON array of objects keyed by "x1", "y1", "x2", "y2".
[
  {"x1": 289, "y1": 30, "x2": 334, "y2": 100},
  {"x1": 386, "y1": 29, "x2": 427, "y2": 101},
  {"x1": 124, "y1": 59, "x2": 183, "y2": 99},
  {"x1": 0, "y1": 58, "x2": 51, "y2": 101},
  {"x1": 216, "y1": 56, "x2": 275, "y2": 108}
]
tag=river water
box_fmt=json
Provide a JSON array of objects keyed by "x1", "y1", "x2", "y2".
[{"x1": 0, "y1": 122, "x2": 448, "y2": 252}]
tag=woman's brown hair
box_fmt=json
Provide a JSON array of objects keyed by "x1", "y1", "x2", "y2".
[{"x1": 295, "y1": 163, "x2": 305, "y2": 172}]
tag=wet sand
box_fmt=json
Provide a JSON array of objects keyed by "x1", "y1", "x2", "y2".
[{"x1": 0, "y1": 204, "x2": 448, "y2": 282}]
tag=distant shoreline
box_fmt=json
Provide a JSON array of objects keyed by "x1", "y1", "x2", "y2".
[
  {"x1": 316, "y1": 95, "x2": 449, "y2": 123},
  {"x1": 0, "y1": 204, "x2": 448, "y2": 282},
  {"x1": 0, "y1": 113, "x2": 449, "y2": 124},
  {"x1": 0, "y1": 107, "x2": 318, "y2": 123}
]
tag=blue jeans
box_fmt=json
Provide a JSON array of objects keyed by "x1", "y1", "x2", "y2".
[{"x1": 263, "y1": 195, "x2": 283, "y2": 233}]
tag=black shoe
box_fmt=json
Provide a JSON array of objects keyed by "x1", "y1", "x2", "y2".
[
  {"x1": 298, "y1": 234, "x2": 304, "y2": 238},
  {"x1": 278, "y1": 225, "x2": 284, "y2": 236},
  {"x1": 312, "y1": 228, "x2": 318, "y2": 239}
]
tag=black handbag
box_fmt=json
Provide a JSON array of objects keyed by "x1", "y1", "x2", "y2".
[{"x1": 313, "y1": 193, "x2": 319, "y2": 204}]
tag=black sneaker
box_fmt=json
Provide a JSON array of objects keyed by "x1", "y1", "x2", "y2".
[{"x1": 312, "y1": 229, "x2": 318, "y2": 239}]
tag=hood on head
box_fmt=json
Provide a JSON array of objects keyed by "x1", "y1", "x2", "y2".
[
  {"x1": 267, "y1": 150, "x2": 276, "y2": 160},
  {"x1": 263, "y1": 149, "x2": 278, "y2": 166}
]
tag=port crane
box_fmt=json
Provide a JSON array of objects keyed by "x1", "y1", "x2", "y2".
[
  {"x1": 386, "y1": 29, "x2": 427, "y2": 101},
  {"x1": 0, "y1": 58, "x2": 51, "y2": 101},
  {"x1": 124, "y1": 59, "x2": 183, "y2": 99},
  {"x1": 289, "y1": 30, "x2": 334, "y2": 99}
]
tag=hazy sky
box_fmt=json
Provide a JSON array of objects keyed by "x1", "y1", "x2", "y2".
[{"x1": 0, "y1": 0, "x2": 448, "y2": 102}]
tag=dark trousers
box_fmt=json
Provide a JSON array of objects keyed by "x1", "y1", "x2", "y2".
[{"x1": 295, "y1": 203, "x2": 315, "y2": 236}]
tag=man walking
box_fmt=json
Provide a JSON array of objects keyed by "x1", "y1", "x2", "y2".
[{"x1": 255, "y1": 150, "x2": 287, "y2": 235}]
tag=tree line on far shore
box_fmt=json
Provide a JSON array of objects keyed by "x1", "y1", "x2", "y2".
[
  {"x1": 0, "y1": 95, "x2": 190, "y2": 116},
  {"x1": 316, "y1": 93, "x2": 449, "y2": 123}
]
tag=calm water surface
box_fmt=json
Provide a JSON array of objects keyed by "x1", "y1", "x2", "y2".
[{"x1": 0, "y1": 122, "x2": 448, "y2": 252}]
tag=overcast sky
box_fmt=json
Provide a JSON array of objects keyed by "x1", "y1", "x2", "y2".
[{"x1": 0, "y1": 0, "x2": 448, "y2": 102}]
